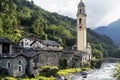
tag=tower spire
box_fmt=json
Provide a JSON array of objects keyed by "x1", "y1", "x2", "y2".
[{"x1": 81, "y1": 0, "x2": 82, "y2": 2}]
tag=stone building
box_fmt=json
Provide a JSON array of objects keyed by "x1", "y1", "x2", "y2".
[
  {"x1": 19, "y1": 38, "x2": 60, "y2": 51},
  {"x1": 76, "y1": 0, "x2": 91, "y2": 62},
  {"x1": 0, "y1": 38, "x2": 40, "y2": 77},
  {"x1": 30, "y1": 40, "x2": 60, "y2": 50},
  {"x1": 0, "y1": 0, "x2": 92, "y2": 78},
  {"x1": 19, "y1": 38, "x2": 34, "y2": 49}
]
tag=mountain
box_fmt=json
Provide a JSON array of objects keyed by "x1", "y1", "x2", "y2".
[
  {"x1": 87, "y1": 28, "x2": 116, "y2": 57},
  {"x1": 94, "y1": 19, "x2": 120, "y2": 46},
  {"x1": 0, "y1": 0, "x2": 116, "y2": 57}
]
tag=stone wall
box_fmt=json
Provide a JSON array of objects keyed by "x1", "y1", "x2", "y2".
[
  {"x1": 37, "y1": 50, "x2": 75, "y2": 68},
  {"x1": 0, "y1": 56, "x2": 26, "y2": 77},
  {"x1": 38, "y1": 51, "x2": 62, "y2": 66}
]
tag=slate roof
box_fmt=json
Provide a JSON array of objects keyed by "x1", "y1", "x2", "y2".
[
  {"x1": 0, "y1": 52, "x2": 40, "y2": 59},
  {"x1": 0, "y1": 38, "x2": 14, "y2": 44},
  {"x1": 41, "y1": 40, "x2": 60, "y2": 46},
  {"x1": 13, "y1": 44, "x2": 23, "y2": 49},
  {"x1": 30, "y1": 39, "x2": 60, "y2": 46}
]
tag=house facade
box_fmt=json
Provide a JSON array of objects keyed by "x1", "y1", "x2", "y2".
[
  {"x1": 30, "y1": 40, "x2": 45, "y2": 50},
  {"x1": 0, "y1": 38, "x2": 40, "y2": 77},
  {"x1": 20, "y1": 38, "x2": 60, "y2": 51},
  {"x1": 41, "y1": 40, "x2": 60, "y2": 50},
  {"x1": 19, "y1": 38, "x2": 34, "y2": 49}
]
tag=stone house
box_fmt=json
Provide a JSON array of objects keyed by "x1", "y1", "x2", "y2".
[
  {"x1": 19, "y1": 38, "x2": 60, "y2": 51},
  {"x1": 19, "y1": 38, "x2": 34, "y2": 49},
  {"x1": 41, "y1": 40, "x2": 60, "y2": 50},
  {"x1": 30, "y1": 39, "x2": 60, "y2": 50},
  {"x1": 30, "y1": 40, "x2": 45, "y2": 50},
  {"x1": 0, "y1": 38, "x2": 40, "y2": 77}
]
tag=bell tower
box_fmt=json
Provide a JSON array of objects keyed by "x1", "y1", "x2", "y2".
[{"x1": 77, "y1": 0, "x2": 87, "y2": 51}]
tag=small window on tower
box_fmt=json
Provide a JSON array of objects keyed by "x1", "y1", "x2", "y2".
[
  {"x1": 79, "y1": 18, "x2": 82, "y2": 24},
  {"x1": 80, "y1": 9, "x2": 81, "y2": 13}
]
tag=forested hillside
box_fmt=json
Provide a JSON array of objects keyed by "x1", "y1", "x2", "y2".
[
  {"x1": 87, "y1": 28, "x2": 116, "y2": 58},
  {"x1": 0, "y1": 0, "x2": 76, "y2": 46},
  {"x1": 0, "y1": 0, "x2": 117, "y2": 58}
]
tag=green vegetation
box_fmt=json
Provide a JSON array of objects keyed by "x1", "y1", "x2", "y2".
[
  {"x1": 83, "y1": 62, "x2": 91, "y2": 68},
  {"x1": 57, "y1": 68, "x2": 81, "y2": 76},
  {"x1": 111, "y1": 48, "x2": 120, "y2": 58},
  {"x1": 0, "y1": 0, "x2": 75, "y2": 46},
  {"x1": 0, "y1": 76, "x2": 16, "y2": 80},
  {"x1": 87, "y1": 28, "x2": 117, "y2": 59},
  {"x1": 0, "y1": 66, "x2": 81, "y2": 80},
  {"x1": 90, "y1": 58, "x2": 98, "y2": 69},
  {"x1": 59, "y1": 58, "x2": 69, "y2": 69},
  {"x1": 113, "y1": 63, "x2": 120, "y2": 80},
  {"x1": 0, "y1": 0, "x2": 117, "y2": 57},
  {"x1": 40, "y1": 66, "x2": 58, "y2": 77},
  {"x1": 22, "y1": 76, "x2": 56, "y2": 80},
  {"x1": 0, "y1": 76, "x2": 56, "y2": 80}
]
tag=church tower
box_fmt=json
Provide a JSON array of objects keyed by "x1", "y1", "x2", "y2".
[{"x1": 77, "y1": 0, "x2": 87, "y2": 51}]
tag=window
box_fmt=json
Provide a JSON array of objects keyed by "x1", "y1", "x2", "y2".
[
  {"x1": 33, "y1": 57, "x2": 39, "y2": 66},
  {"x1": 19, "y1": 61, "x2": 22, "y2": 65},
  {"x1": 18, "y1": 65, "x2": 22, "y2": 72},
  {"x1": 25, "y1": 43, "x2": 28, "y2": 45},
  {"x1": 2, "y1": 43, "x2": 10, "y2": 54},
  {"x1": 7, "y1": 61, "x2": 11, "y2": 68},
  {"x1": 80, "y1": 9, "x2": 81, "y2": 13},
  {"x1": 79, "y1": 26, "x2": 82, "y2": 29},
  {"x1": 79, "y1": 18, "x2": 82, "y2": 24}
]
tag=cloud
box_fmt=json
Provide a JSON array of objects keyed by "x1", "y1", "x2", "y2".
[{"x1": 29, "y1": 0, "x2": 120, "y2": 28}]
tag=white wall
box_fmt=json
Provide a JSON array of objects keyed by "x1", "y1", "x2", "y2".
[
  {"x1": 10, "y1": 44, "x2": 12, "y2": 54},
  {"x1": 31, "y1": 41, "x2": 45, "y2": 49},
  {"x1": 19, "y1": 38, "x2": 33, "y2": 48}
]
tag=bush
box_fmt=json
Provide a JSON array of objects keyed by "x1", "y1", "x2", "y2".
[
  {"x1": 59, "y1": 58, "x2": 69, "y2": 69},
  {"x1": 40, "y1": 66, "x2": 58, "y2": 77},
  {"x1": 113, "y1": 63, "x2": 120, "y2": 80},
  {"x1": 91, "y1": 58, "x2": 98, "y2": 69},
  {"x1": 83, "y1": 62, "x2": 90, "y2": 68},
  {"x1": 2, "y1": 77, "x2": 16, "y2": 80},
  {"x1": 57, "y1": 68, "x2": 81, "y2": 76}
]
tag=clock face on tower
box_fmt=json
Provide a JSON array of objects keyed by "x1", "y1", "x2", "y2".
[{"x1": 79, "y1": 26, "x2": 82, "y2": 30}]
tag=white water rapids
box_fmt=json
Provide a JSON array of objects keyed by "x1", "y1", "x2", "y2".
[{"x1": 69, "y1": 63, "x2": 117, "y2": 80}]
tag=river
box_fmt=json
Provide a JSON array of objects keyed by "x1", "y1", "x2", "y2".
[{"x1": 69, "y1": 63, "x2": 117, "y2": 80}]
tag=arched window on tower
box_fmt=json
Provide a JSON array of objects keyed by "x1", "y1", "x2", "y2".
[
  {"x1": 80, "y1": 9, "x2": 81, "y2": 13},
  {"x1": 79, "y1": 18, "x2": 82, "y2": 24}
]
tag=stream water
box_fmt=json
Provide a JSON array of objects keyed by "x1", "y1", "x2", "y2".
[{"x1": 69, "y1": 63, "x2": 117, "y2": 80}]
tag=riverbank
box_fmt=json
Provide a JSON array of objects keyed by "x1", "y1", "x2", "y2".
[
  {"x1": 61, "y1": 63, "x2": 117, "y2": 80},
  {"x1": 0, "y1": 68, "x2": 83, "y2": 80}
]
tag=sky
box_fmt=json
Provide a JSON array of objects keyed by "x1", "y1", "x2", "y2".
[{"x1": 28, "y1": 0, "x2": 120, "y2": 29}]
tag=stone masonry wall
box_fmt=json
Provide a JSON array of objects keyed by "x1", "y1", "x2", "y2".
[
  {"x1": 38, "y1": 51, "x2": 62, "y2": 66},
  {"x1": 0, "y1": 56, "x2": 26, "y2": 77}
]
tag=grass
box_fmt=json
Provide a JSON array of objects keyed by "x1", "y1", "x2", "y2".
[
  {"x1": 41, "y1": 66, "x2": 58, "y2": 70},
  {"x1": 57, "y1": 68, "x2": 81, "y2": 76},
  {"x1": 21, "y1": 76, "x2": 56, "y2": 80}
]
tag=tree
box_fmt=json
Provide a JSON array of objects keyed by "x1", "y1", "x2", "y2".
[
  {"x1": 92, "y1": 48, "x2": 103, "y2": 59},
  {"x1": 112, "y1": 48, "x2": 120, "y2": 58}
]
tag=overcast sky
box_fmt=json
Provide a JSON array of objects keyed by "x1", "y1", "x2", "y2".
[{"x1": 28, "y1": 0, "x2": 120, "y2": 29}]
